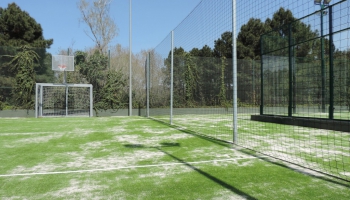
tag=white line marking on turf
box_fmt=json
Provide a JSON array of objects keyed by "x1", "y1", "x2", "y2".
[{"x1": 0, "y1": 157, "x2": 265, "y2": 177}]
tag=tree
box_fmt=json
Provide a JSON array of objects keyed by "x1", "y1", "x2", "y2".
[
  {"x1": 78, "y1": 0, "x2": 118, "y2": 54},
  {"x1": 267, "y1": 7, "x2": 318, "y2": 58},
  {"x1": 218, "y1": 56, "x2": 227, "y2": 106},
  {"x1": 9, "y1": 46, "x2": 39, "y2": 109},
  {"x1": 183, "y1": 53, "x2": 199, "y2": 106},
  {"x1": 214, "y1": 32, "x2": 234, "y2": 104},
  {"x1": 108, "y1": 44, "x2": 149, "y2": 108},
  {"x1": 189, "y1": 45, "x2": 220, "y2": 106},
  {"x1": 95, "y1": 71, "x2": 127, "y2": 112},
  {"x1": 165, "y1": 47, "x2": 187, "y2": 107},
  {"x1": 267, "y1": 8, "x2": 295, "y2": 32},
  {"x1": 0, "y1": 3, "x2": 54, "y2": 109},
  {"x1": 147, "y1": 50, "x2": 170, "y2": 108},
  {"x1": 213, "y1": 31, "x2": 232, "y2": 58},
  {"x1": 75, "y1": 50, "x2": 127, "y2": 115},
  {"x1": 237, "y1": 18, "x2": 269, "y2": 60},
  {"x1": 190, "y1": 45, "x2": 213, "y2": 57},
  {"x1": 0, "y1": 3, "x2": 53, "y2": 47}
]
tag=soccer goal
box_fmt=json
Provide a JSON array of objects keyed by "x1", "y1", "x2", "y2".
[
  {"x1": 35, "y1": 54, "x2": 93, "y2": 118},
  {"x1": 35, "y1": 83, "x2": 93, "y2": 117}
]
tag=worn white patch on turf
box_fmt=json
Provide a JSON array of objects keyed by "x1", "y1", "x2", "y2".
[
  {"x1": 0, "y1": 157, "x2": 264, "y2": 177},
  {"x1": 16, "y1": 134, "x2": 63, "y2": 144},
  {"x1": 138, "y1": 165, "x2": 192, "y2": 179},
  {"x1": 213, "y1": 189, "x2": 250, "y2": 200},
  {"x1": 6, "y1": 120, "x2": 196, "y2": 175},
  {"x1": 340, "y1": 172, "x2": 350, "y2": 176},
  {"x1": 46, "y1": 179, "x2": 108, "y2": 199},
  {"x1": 0, "y1": 131, "x2": 62, "y2": 136},
  {"x1": 8, "y1": 149, "x2": 166, "y2": 174},
  {"x1": 80, "y1": 141, "x2": 104, "y2": 150}
]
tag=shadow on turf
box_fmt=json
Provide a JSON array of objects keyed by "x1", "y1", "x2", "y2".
[
  {"x1": 124, "y1": 142, "x2": 180, "y2": 149},
  {"x1": 124, "y1": 142, "x2": 257, "y2": 199},
  {"x1": 149, "y1": 118, "x2": 233, "y2": 148},
  {"x1": 157, "y1": 146, "x2": 258, "y2": 200},
  {"x1": 148, "y1": 117, "x2": 350, "y2": 188}
]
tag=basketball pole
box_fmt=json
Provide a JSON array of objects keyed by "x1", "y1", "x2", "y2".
[
  {"x1": 129, "y1": 0, "x2": 132, "y2": 116},
  {"x1": 64, "y1": 48, "x2": 69, "y2": 84}
]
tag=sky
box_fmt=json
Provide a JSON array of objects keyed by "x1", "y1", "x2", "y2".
[
  {"x1": 0, "y1": 0, "x2": 202, "y2": 54},
  {"x1": 1, "y1": 0, "x2": 347, "y2": 55}
]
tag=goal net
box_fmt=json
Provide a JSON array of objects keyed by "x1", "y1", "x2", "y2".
[{"x1": 35, "y1": 83, "x2": 93, "y2": 117}]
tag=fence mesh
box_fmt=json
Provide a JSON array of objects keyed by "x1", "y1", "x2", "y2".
[
  {"x1": 148, "y1": 33, "x2": 172, "y2": 120},
  {"x1": 148, "y1": 0, "x2": 234, "y2": 142},
  {"x1": 148, "y1": 0, "x2": 350, "y2": 181}
]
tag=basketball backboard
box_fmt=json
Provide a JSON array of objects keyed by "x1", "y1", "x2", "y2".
[{"x1": 52, "y1": 55, "x2": 74, "y2": 71}]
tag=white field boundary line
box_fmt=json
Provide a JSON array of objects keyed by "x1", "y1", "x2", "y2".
[{"x1": 0, "y1": 157, "x2": 266, "y2": 177}]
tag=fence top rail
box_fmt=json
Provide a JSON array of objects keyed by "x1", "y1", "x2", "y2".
[{"x1": 35, "y1": 83, "x2": 92, "y2": 88}]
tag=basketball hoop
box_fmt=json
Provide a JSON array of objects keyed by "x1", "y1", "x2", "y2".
[
  {"x1": 52, "y1": 55, "x2": 74, "y2": 72},
  {"x1": 58, "y1": 64, "x2": 67, "y2": 71}
]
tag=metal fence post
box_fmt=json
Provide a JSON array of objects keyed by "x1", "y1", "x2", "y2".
[
  {"x1": 170, "y1": 31, "x2": 174, "y2": 125},
  {"x1": 329, "y1": 5, "x2": 334, "y2": 119},
  {"x1": 129, "y1": 0, "x2": 132, "y2": 116},
  {"x1": 232, "y1": 0, "x2": 238, "y2": 144},
  {"x1": 252, "y1": 60, "x2": 255, "y2": 105},
  {"x1": 320, "y1": 4, "x2": 326, "y2": 113},
  {"x1": 66, "y1": 86, "x2": 69, "y2": 117},
  {"x1": 147, "y1": 52, "x2": 150, "y2": 118},
  {"x1": 288, "y1": 24, "x2": 293, "y2": 117},
  {"x1": 90, "y1": 85, "x2": 93, "y2": 117},
  {"x1": 35, "y1": 84, "x2": 39, "y2": 118},
  {"x1": 260, "y1": 36, "x2": 264, "y2": 115}
]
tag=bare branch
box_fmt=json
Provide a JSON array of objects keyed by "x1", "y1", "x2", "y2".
[{"x1": 77, "y1": 0, "x2": 118, "y2": 54}]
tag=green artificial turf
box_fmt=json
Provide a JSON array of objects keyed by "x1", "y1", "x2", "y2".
[{"x1": 0, "y1": 116, "x2": 349, "y2": 199}]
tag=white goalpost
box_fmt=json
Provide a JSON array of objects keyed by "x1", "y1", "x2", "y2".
[
  {"x1": 35, "y1": 83, "x2": 93, "y2": 117},
  {"x1": 35, "y1": 55, "x2": 93, "y2": 118}
]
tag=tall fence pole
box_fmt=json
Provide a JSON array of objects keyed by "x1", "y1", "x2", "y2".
[
  {"x1": 65, "y1": 48, "x2": 69, "y2": 117},
  {"x1": 320, "y1": 4, "x2": 326, "y2": 113},
  {"x1": 252, "y1": 60, "x2": 255, "y2": 105},
  {"x1": 232, "y1": 0, "x2": 237, "y2": 144},
  {"x1": 147, "y1": 52, "x2": 150, "y2": 117},
  {"x1": 260, "y1": 37, "x2": 264, "y2": 115},
  {"x1": 329, "y1": 5, "x2": 334, "y2": 119},
  {"x1": 170, "y1": 31, "x2": 174, "y2": 125},
  {"x1": 288, "y1": 24, "x2": 293, "y2": 117},
  {"x1": 129, "y1": 0, "x2": 132, "y2": 116}
]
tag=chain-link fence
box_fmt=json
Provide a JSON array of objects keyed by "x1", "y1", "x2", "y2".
[
  {"x1": 146, "y1": 0, "x2": 350, "y2": 182},
  {"x1": 261, "y1": 2, "x2": 350, "y2": 120}
]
